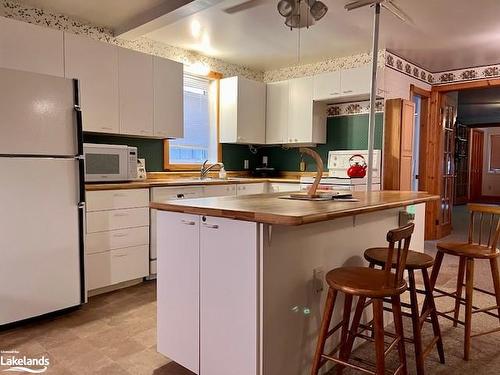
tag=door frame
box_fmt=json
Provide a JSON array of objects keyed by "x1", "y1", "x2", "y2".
[{"x1": 424, "y1": 78, "x2": 500, "y2": 239}]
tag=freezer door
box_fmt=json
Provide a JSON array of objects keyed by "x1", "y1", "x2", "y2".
[
  {"x1": 0, "y1": 158, "x2": 82, "y2": 325},
  {"x1": 0, "y1": 68, "x2": 76, "y2": 156}
]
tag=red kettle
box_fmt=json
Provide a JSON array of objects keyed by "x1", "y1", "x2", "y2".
[{"x1": 347, "y1": 154, "x2": 367, "y2": 178}]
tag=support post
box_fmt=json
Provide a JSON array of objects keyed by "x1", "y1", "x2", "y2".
[{"x1": 367, "y1": 2, "x2": 381, "y2": 191}]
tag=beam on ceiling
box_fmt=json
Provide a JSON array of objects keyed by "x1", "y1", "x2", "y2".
[{"x1": 115, "y1": 0, "x2": 226, "y2": 39}]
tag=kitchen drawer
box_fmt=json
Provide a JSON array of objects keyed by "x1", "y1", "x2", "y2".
[
  {"x1": 151, "y1": 186, "x2": 204, "y2": 202},
  {"x1": 85, "y1": 226, "x2": 149, "y2": 254},
  {"x1": 86, "y1": 207, "x2": 149, "y2": 233},
  {"x1": 203, "y1": 184, "x2": 236, "y2": 197},
  {"x1": 86, "y1": 189, "x2": 149, "y2": 212},
  {"x1": 86, "y1": 245, "x2": 149, "y2": 290},
  {"x1": 268, "y1": 183, "x2": 300, "y2": 193}
]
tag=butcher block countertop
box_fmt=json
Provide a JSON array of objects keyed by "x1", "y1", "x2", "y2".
[
  {"x1": 85, "y1": 178, "x2": 300, "y2": 191},
  {"x1": 150, "y1": 191, "x2": 439, "y2": 226}
]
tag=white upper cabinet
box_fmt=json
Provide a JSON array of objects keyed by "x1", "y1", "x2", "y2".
[
  {"x1": 118, "y1": 47, "x2": 154, "y2": 136},
  {"x1": 266, "y1": 81, "x2": 289, "y2": 144},
  {"x1": 65, "y1": 33, "x2": 119, "y2": 134},
  {"x1": 220, "y1": 76, "x2": 266, "y2": 144},
  {"x1": 341, "y1": 65, "x2": 372, "y2": 96},
  {"x1": 0, "y1": 17, "x2": 64, "y2": 77},
  {"x1": 154, "y1": 56, "x2": 184, "y2": 138},
  {"x1": 288, "y1": 76, "x2": 326, "y2": 144},
  {"x1": 313, "y1": 71, "x2": 341, "y2": 101}
]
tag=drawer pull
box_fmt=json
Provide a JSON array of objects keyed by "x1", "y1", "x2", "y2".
[
  {"x1": 181, "y1": 220, "x2": 196, "y2": 226},
  {"x1": 113, "y1": 254, "x2": 128, "y2": 258},
  {"x1": 113, "y1": 193, "x2": 127, "y2": 197},
  {"x1": 113, "y1": 213, "x2": 129, "y2": 217},
  {"x1": 203, "y1": 223, "x2": 219, "y2": 229},
  {"x1": 177, "y1": 194, "x2": 185, "y2": 199},
  {"x1": 343, "y1": 90, "x2": 354, "y2": 93},
  {"x1": 113, "y1": 233, "x2": 129, "y2": 238}
]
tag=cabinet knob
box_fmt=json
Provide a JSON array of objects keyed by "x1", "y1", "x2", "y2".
[{"x1": 177, "y1": 193, "x2": 185, "y2": 198}]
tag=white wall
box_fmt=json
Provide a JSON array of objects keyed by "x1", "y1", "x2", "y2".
[
  {"x1": 384, "y1": 67, "x2": 431, "y2": 100},
  {"x1": 481, "y1": 127, "x2": 500, "y2": 196}
]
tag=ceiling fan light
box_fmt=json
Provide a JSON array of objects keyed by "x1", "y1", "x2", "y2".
[
  {"x1": 310, "y1": 1, "x2": 328, "y2": 21},
  {"x1": 277, "y1": 0, "x2": 295, "y2": 18}
]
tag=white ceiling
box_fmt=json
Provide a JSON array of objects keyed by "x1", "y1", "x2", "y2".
[{"x1": 17, "y1": 0, "x2": 500, "y2": 72}]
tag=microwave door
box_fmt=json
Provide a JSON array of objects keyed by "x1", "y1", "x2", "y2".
[{"x1": 84, "y1": 148, "x2": 128, "y2": 182}]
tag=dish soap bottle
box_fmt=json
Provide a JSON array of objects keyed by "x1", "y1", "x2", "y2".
[{"x1": 218, "y1": 166, "x2": 227, "y2": 180}]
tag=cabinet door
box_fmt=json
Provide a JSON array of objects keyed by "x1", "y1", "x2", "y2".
[
  {"x1": 266, "y1": 81, "x2": 289, "y2": 144},
  {"x1": 119, "y1": 48, "x2": 153, "y2": 136},
  {"x1": 200, "y1": 217, "x2": 258, "y2": 375},
  {"x1": 288, "y1": 76, "x2": 313, "y2": 143},
  {"x1": 341, "y1": 65, "x2": 371, "y2": 96},
  {"x1": 64, "y1": 33, "x2": 119, "y2": 133},
  {"x1": 157, "y1": 212, "x2": 200, "y2": 374},
  {"x1": 0, "y1": 17, "x2": 64, "y2": 77},
  {"x1": 237, "y1": 77, "x2": 266, "y2": 144},
  {"x1": 313, "y1": 71, "x2": 341, "y2": 101},
  {"x1": 154, "y1": 57, "x2": 184, "y2": 138}
]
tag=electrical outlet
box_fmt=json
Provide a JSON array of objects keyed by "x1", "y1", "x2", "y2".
[
  {"x1": 244, "y1": 159, "x2": 249, "y2": 169},
  {"x1": 313, "y1": 267, "x2": 324, "y2": 294}
]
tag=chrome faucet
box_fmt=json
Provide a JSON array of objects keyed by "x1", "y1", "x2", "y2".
[{"x1": 200, "y1": 160, "x2": 225, "y2": 180}]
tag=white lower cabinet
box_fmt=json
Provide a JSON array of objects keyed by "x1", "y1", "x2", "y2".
[
  {"x1": 268, "y1": 182, "x2": 301, "y2": 192},
  {"x1": 85, "y1": 188, "x2": 150, "y2": 292},
  {"x1": 203, "y1": 184, "x2": 236, "y2": 197},
  {"x1": 236, "y1": 182, "x2": 267, "y2": 195},
  {"x1": 157, "y1": 212, "x2": 259, "y2": 375}
]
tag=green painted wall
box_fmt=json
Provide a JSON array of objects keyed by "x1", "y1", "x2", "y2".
[
  {"x1": 84, "y1": 113, "x2": 382, "y2": 172},
  {"x1": 83, "y1": 134, "x2": 257, "y2": 172},
  {"x1": 256, "y1": 113, "x2": 384, "y2": 171}
]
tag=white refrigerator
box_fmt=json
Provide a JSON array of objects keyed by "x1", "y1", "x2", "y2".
[{"x1": 0, "y1": 68, "x2": 85, "y2": 325}]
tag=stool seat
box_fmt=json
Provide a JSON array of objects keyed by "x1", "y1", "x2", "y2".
[
  {"x1": 436, "y1": 242, "x2": 500, "y2": 259},
  {"x1": 365, "y1": 248, "x2": 434, "y2": 269},
  {"x1": 326, "y1": 267, "x2": 407, "y2": 298}
]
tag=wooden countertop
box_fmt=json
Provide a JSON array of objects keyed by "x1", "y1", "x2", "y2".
[
  {"x1": 85, "y1": 178, "x2": 300, "y2": 191},
  {"x1": 150, "y1": 191, "x2": 439, "y2": 226}
]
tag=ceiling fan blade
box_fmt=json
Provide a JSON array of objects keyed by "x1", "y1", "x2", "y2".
[
  {"x1": 345, "y1": 0, "x2": 380, "y2": 11},
  {"x1": 223, "y1": 0, "x2": 268, "y2": 14},
  {"x1": 382, "y1": 0, "x2": 415, "y2": 24}
]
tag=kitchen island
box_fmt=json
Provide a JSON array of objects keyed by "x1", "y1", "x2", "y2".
[{"x1": 152, "y1": 191, "x2": 438, "y2": 375}]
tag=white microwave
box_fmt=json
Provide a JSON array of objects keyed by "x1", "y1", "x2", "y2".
[{"x1": 84, "y1": 143, "x2": 138, "y2": 182}]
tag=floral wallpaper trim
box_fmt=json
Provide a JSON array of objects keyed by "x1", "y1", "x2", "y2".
[
  {"x1": 385, "y1": 51, "x2": 434, "y2": 84},
  {"x1": 434, "y1": 65, "x2": 500, "y2": 85},
  {"x1": 263, "y1": 50, "x2": 386, "y2": 83},
  {"x1": 0, "y1": 0, "x2": 264, "y2": 81},
  {"x1": 327, "y1": 100, "x2": 384, "y2": 117}
]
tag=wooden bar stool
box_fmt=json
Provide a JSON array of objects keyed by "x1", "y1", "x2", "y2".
[
  {"x1": 311, "y1": 224, "x2": 414, "y2": 375},
  {"x1": 428, "y1": 203, "x2": 500, "y2": 361},
  {"x1": 363, "y1": 247, "x2": 445, "y2": 375}
]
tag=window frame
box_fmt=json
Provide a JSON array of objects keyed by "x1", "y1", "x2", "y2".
[{"x1": 163, "y1": 71, "x2": 223, "y2": 171}]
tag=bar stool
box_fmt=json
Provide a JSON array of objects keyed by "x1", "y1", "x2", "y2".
[
  {"x1": 363, "y1": 247, "x2": 445, "y2": 375},
  {"x1": 311, "y1": 223, "x2": 414, "y2": 375},
  {"x1": 428, "y1": 203, "x2": 500, "y2": 361}
]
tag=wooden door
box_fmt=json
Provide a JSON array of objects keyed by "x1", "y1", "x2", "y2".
[
  {"x1": 438, "y1": 96, "x2": 457, "y2": 236},
  {"x1": 383, "y1": 99, "x2": 415, "y2": 190},
  {"x1": 469, "y1": 129, "x2": 484, "y2": 201}
]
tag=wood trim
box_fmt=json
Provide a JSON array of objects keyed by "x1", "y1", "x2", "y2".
[
  {"x1": 433, "y1": 78, "x2": 500, "y2": 92},
  {"x1": 163, "y1": 71, "x2": 223, "y2": 171},
  {"x1": 410, "y1": 84, "x2": 431, "y2": 98}
]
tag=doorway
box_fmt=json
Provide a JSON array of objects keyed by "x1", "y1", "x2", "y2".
[{"x1": 425, "y1": 83, "x2": 500, "y2": 240}]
